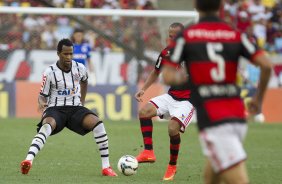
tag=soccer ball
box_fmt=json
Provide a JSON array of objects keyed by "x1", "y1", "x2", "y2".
[{"x1": 117, "y1": 155, "x2": 138, "y2": 176}]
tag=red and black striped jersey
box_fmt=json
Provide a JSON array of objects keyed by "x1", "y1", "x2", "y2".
[
  {"x1": 164, "y1": 16, "x2": 264, "y2": 130},
  {"x1": 155, "y1": 47, "x2": 190, "y2": 101}
]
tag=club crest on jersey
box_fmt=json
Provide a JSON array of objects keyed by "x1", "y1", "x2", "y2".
[
  {"x1": 58, "y1": 87, "x2": 78, "y2": 95},
  {"x1": 73, "y1": 73, "x2": 80, "y2": 82},
  {"x1": 166, "y1": 50, "x2": 170, "y2": 56}
]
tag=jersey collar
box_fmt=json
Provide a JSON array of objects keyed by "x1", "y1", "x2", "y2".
[{"x1": 56, "y1": 61, "x2": 72, "y2": 73}]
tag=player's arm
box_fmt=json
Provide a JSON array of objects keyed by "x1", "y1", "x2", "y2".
[
  {"x1": 248, "y1": 53, "x2": 272, "y2": 114},
  {"x1": 240, "y1": 34, "x2": 273, "y2": 114},
  {"x1": 80, "y1": 80, "x2": 88, "y2": 106},
  {"x1": 38, "y1": 95, "x2": 48, "y2": 112},
  {"x1": 80, "y1": 63, "x2": 89, "y2": 106},
  {"x1": 38, "y1": 70, "x2": 51, "y2": 112},
  {"x1": 135, "y1": 69, "x2": 160, "y2": 102}
]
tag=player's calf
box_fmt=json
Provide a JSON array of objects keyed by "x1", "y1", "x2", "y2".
[
  {"x1": 220, "y1": 161, "x2": 249, "y2": 184},
  {"x1": 20, "y1": 123, "x2": 52, "y2": 174}
]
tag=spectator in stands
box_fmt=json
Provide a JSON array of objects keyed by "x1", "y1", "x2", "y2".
[
  {"x1": 252, "y1": 13, "x2": 267, "y2": 48},
  {"x1": 249, "y1": 0, "x2": 265, "y2": 18},
  {"x1": 52, "y1": 0, "x2": 65, "y2": 7},
  {"x1": 41, "y1": 25, "x2": 56, "y2": 49},
  {"x1": 91, "y1": 0, "x2": 105, "y2": 8},
  {"x1": 237, "y1": 11, "x2": 251, "y2": 32},
  {"x1": 271, "y1": 0, "x2": 282, "y2": 24},
  {"x1": 71, "y1": 28, "x2": 93, "y2": 71}
]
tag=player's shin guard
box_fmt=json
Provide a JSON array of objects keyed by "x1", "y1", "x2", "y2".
[
  {"x1": 93, "y1": 121, "x2": 110, "y2": 169},
  {"x1": 169, "y1": 133, "x2": 180, "y2": 165},
  {"x1": 25, "y1": 123, "x2": 52, "y2": 161},
  {"x1": 140, "y1": 118, "x2": 153, "y2": 150}
]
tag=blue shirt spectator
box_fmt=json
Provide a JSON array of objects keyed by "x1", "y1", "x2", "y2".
[
  {"x1": 73, "y1": 42, "x2": 91, "y2": 65},
  {"x1": 71, "y1": 28, "x2": 93, "y2": 71}
]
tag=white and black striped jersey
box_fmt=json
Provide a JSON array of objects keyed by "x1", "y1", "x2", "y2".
[{"x1": 39, "y1": 60, "x2": 88, "y2": 107}]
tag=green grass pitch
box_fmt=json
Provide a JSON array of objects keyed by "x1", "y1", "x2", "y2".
[{"x1": 0, "y1": 118, "x2": 282, "y2": 184}]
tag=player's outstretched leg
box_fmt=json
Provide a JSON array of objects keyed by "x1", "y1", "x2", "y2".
[
  {"x1": 163, "y1": 120, "x2": 181, "y2": 181},
  {"x1": 92, "y1": 121, "x2": 117, "y2": 176},
  {"x1": 20, "y1": 123, "x2": 52, "y2": 175},
  {"x1": 136, "y1": 104, "x2": 157, "y2": 163}
]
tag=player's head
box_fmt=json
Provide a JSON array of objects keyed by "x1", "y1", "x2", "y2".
[
  {"x1": 167, "y1": 22, "x2": 184, "y2": 44},
  {"x1": 194, "y1": 0, "x2": 221, "y2": 13},
  {"x1": 57, "y1": 38, "x2": 73, "y2": 69},
  {"x1": 72, "y1": 28, "x2": 84, "y2": 44}
]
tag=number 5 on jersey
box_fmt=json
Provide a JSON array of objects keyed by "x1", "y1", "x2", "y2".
[{"x1": 207, "y1": 42, "x2": 225, "y2": 82}]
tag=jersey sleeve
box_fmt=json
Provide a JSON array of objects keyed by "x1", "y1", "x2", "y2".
[
  {"x1": 240, "y1": 33, "x2": 265, "y2": 62},
  {"x1": 39, "y1": 68, "x2": 52, "y2": 97},
  {"x1": 155, "y1": 51, "x2": 164, "y2": 73},
  {"x1": 79, "y1": 63, "x2": 88, "y2": 82}
]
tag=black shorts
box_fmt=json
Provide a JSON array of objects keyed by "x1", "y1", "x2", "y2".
[{"x1": 37, "y1": 106, "x2": 97, "y2": 136}]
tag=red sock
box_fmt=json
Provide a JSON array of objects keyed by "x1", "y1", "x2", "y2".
[
  {"x1": 140, "y1": 118, "x2": 153, "y2": 150},
  {"x1": 169, "y1": 133, "x2": 180, "y2": 165}
]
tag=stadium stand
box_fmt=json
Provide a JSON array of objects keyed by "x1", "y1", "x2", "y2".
[
  {"x1": 223, "y1": 0, "x2": 282, "y2": 54},
  {"x1": 0, "y1": 0, "x2": 282, "y2": 85}
]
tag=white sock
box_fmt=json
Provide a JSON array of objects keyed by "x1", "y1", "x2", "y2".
[
  {"x1": 93, "y1": 121, "x2": 110, "y2": 169},
  {"x1": 25, "y1": 123, "x2": 52, "y2": 161}
]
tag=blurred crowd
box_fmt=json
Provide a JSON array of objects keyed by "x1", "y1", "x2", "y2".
[
  {"x1": 0, "y1": 0, "x2": 156, "y2": 9},
  {"x1": 1, "y1": 0, "x2": 282, "y2": 54},
  {"x1": 0, "y1": 0, "x2": 161, "y2": 53},
  {"x1": 223, "y1": 0, "x2": 282, "y2": 54},
  {"x1": 1, "y1": 0, "x2": 282, "y2": 86}
]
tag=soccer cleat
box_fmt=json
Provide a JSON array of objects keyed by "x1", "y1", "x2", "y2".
[
  {"x1": 136, "y1": 150, "x2": 156, "y2": 163},
  {"x1": 102, "y1": 167, "x2": 118, "y2": 176},
  {"x1": 163, "y1": 164, "x2": 177, "y2": 181},
  {"x1": 20, "y1": 160, "x2": 32, "y2": 175}
]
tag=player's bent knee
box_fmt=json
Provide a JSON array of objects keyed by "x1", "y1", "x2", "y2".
[
  {"x1": 82, "y1": 114, "x2": 100, "y2": 130},
  {"x1": 139, "y1": 109, "x2": 148, "y2": 118},
  {"x1": 168, "y1": 121, "x2": 181, "y2": 136},
  {"x1": 138, "y1": 107, "x2": 155, "y2": 118}
]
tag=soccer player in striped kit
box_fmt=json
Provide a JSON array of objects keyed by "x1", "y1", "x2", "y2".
[
  {"x1": 162, "y1": 0, "x2": 272, "y2": 183},
  {"x1": 20, "y1": 38, "x2": 117, "y2": 177},
  {"x1": 135, "y1": 23, "x2": 195, "y2": 181}
]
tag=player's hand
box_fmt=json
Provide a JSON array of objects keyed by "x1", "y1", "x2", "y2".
[
  {"x1": 247, "y1": 97, "x2": 260, "y2": 116},
  {"x1": 135, "y1": 90, "x2": 145, "y2": 102},
  {"x1": 38, "y1": 103, "x2": 48, "y2": 112}
]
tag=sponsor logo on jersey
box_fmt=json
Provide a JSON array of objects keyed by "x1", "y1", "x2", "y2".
[
  {"x1": 57, "y1": 87, "x2": 79, "y2": 95},
  {"x1": 198, "y1": 84, "x2": 238, "y2": 98},
  {"x1": 165, "y1": 50, "x2": 170, "y2": 57}
]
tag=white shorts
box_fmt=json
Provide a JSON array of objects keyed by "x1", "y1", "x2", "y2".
[
  {"x1": 149, "y1": 94, "x2": 195, "y2": 133},
  {"x1": 199, "y1": 123, "x2": 248, "y2": 173}
]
